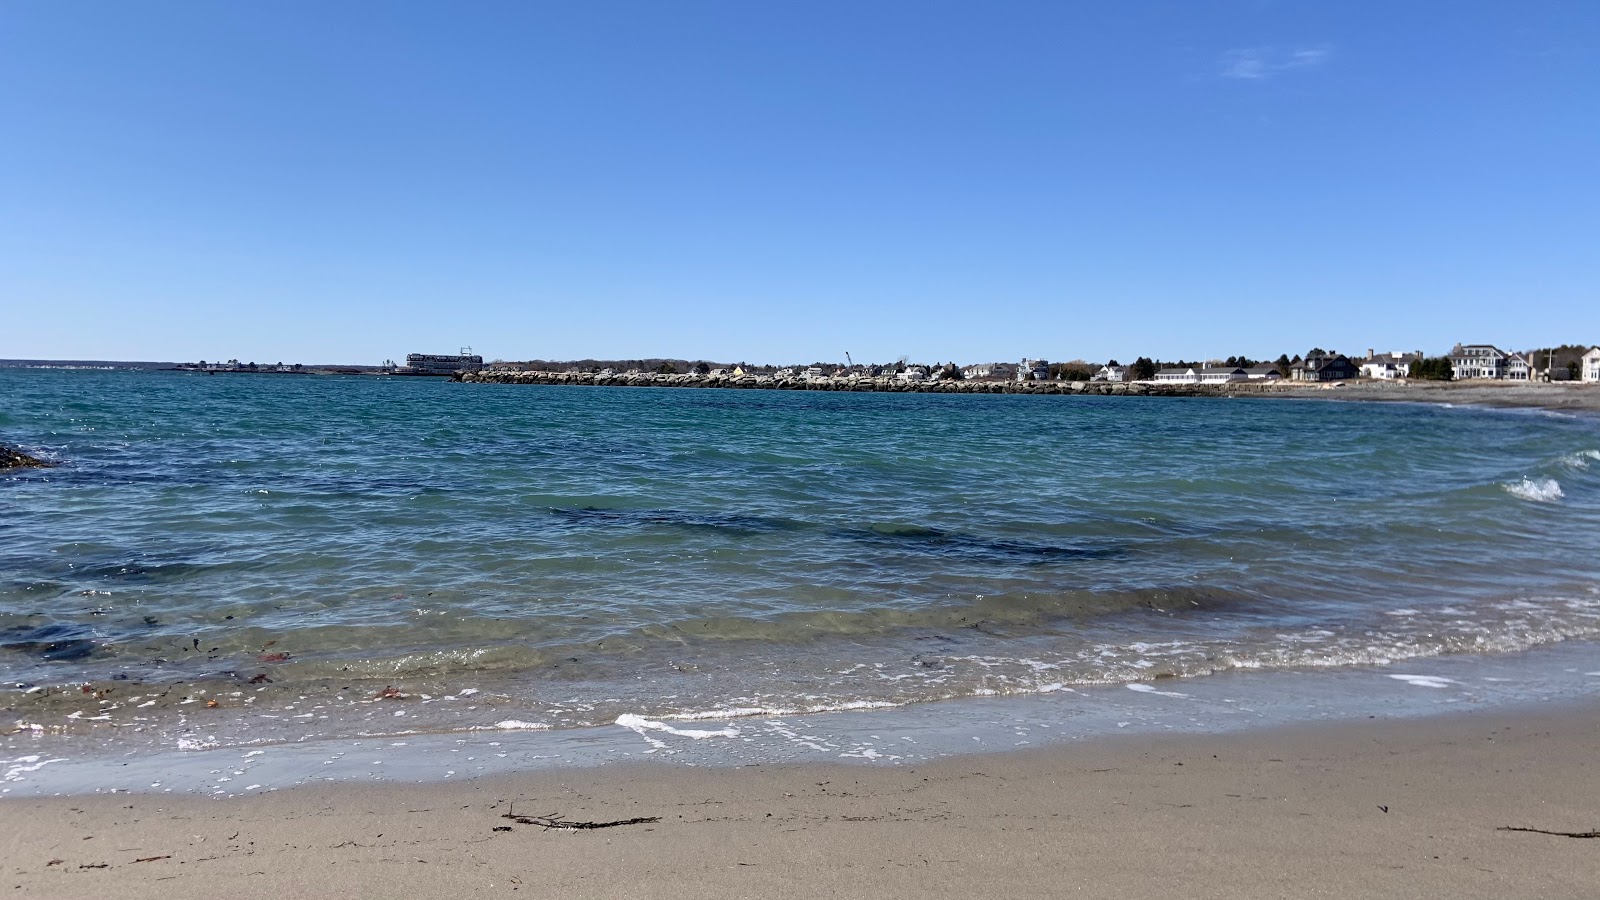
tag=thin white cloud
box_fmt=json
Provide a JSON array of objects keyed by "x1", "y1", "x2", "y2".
[{"x1": 1220, "y1": 45, "x2": 1333, "y2": 80}]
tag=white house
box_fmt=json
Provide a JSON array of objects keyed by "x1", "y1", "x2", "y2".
[
  {"x1": 896, "y1": 366, "x2": 929, "y2": 383},
  {"x1": 1583, "y1": 347, "x2": 1600, "y2": 383},
  {"x1": 1359, "y1": 351, "x2": 1419, "y2": 380},
  {"x1": 1244, "y1": 364, "x2": 1283, "y2": 380},
  {"x1": 804, "y1": 366, "x2": 826, "y2": 379},
  {"x1": 1094, "y1": 365, "x2": 1126, "y2": 383},
  {"x1": 1154, "y1": 367, "x2": 1198, "y2": 384},
  {"x1": 962, "y1": 363, "x2": 995, "y2": 379},
  {"x1": 1198, "y1": 366, "x2": 1248, "y2": 384},
  {"x1": 1018, "y1": 358, "x2": 1050, "y2": 382},
  {"x1": 1504, "y1": 353, "x2": 1532, "y2": 381},
  {"x1": 1450, "y1": 344, "x2": 1508, "y2": 380}
]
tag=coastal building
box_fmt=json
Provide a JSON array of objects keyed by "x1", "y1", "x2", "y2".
[
  {"x1": 1197, "y1": 366, "x2": 1248, "y2": 384},
  {"x1": 1449, "y1": 344, "x2": 1508, "y2": 380},
  {"x1": 1504, "y1": 353, "x2": 1532, "y2": 381},
  {"x1": 1290, "y1": 351, "x2": 1358, "y2": 382},
  {"x1": 1358, "y1": 351, "x2": 1421, "y2": 380},
  {"x1": 804, "y1": 366, "x2": 825, "y2": 379},
  {"x1": 1244, "y1": 364, "x2": 1283, "y2": 381},
  {"x1": 396, "y1": 350, "x2": 484, "y2": 376},
  {"x1": 962, "y1": 363, "x2": 995, "y2": 379},
  {"x1": 1018, "y1": 359, "x2": 1049, "y2": 382},
  {"x1": 1583, "y1": 347, "x2": 1600, "y2": 383},
  {"x1": 1093, "y1": 365, "x2": 1126, "y2": 383},
  {"x1": 1154, "y1": 367, "x2": 1198, "y2": 384},
  {"x1": 896, "y1": 366, "x2": 929, "y2": 383}
]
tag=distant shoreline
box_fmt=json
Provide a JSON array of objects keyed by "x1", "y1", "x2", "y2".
[{"x1": 456, "y1": 369, "x2": 1600, "y2": 415}]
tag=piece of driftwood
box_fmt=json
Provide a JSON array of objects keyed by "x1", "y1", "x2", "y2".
[
  {"x1": 1498, "y1": 826, "x2": 1600, "y2": 839},
  {"x1": 501, "y1": 804, "x2": 659, "y2": 831}
]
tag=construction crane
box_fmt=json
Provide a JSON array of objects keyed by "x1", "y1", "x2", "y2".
[{"x1": 845, "y1": 351, "x2": 854, "y2": 367}]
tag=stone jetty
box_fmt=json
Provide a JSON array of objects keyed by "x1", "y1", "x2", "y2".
[{"x1": 455, "y1": 369, "x2": 1305, "y2": 399}]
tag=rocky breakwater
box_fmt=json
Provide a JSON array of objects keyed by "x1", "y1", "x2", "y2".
[{"x1": 454, "y1": 370, "x2": 1290, "y2": 399}]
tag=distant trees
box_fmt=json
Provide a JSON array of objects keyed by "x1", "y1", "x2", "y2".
[
  {"x1": 1526, "y1": 345, "x2": 1591, "y2": 381},
  {"x1": 1131, "y1": 357, "x2": 1157, "y2": 380},
  {"x1": 656, "y1": 361, "x2": 679, "y2": 374},
  {"x1": 1409, "y1": 357, "x2": 1454, "y2": 380},
  {"x1": 1223, "y1": 355, "x2": 1258, "y2": 368},
  {"x1": 1049, "y1": 362, "x2": 1097, "y2": 381}
]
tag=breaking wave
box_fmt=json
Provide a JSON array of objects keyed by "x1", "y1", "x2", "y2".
[{"x1": 1504, "y1": 477, "x2": 1564, "y2": 503}]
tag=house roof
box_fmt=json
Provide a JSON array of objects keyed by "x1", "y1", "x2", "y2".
[
  {"x1": 1155, "y1": 367, "x2": 1194, "y2": 376},
  {"x1": 1198, "y1": 367, "x2": 1246, "y2": 375},
  {"x1": 1295, "y1": 353, "x2": 1355, "y2": 367}
]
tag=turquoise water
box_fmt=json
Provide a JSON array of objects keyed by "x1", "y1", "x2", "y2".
[{"x1": 3, "y1": 369, "x2": 1600, "y2": 750}]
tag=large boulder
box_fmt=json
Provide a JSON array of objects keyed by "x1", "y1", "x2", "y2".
[{"x1": 0, "y1": 444, "x2": 54, "y2": 469}]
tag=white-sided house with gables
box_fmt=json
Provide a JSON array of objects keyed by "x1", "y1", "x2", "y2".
[
  {"x1": 1094, "y1": 364, "x2": 1126, "y2": 382},
  {"x1": 1504, "y1": 353, "x2": 1532, "y2": 381},
  {"x1": 1198, "y1": 366, "x2": 1248, "y2": 384},
  {"x1": 1244, "y1": 364, "x2": 1283, "y2": 380},
  {"x1": 1449, "y1": 344, "x2": 1508, "y2": 380},
  {"x1": 1154, "y1": 367, "x2": 1198, "y2": 384},
  {"x1": 1359, "y1": 351, "x2": 1420, "y2": 380},
  {"x1": 1583, "y1": 347, "x2": 1600, "y2": 383}
]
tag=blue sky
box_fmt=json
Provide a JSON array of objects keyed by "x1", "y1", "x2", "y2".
[{"x1": 2, "y1": 1, "x2": 1596, "y2": 365}]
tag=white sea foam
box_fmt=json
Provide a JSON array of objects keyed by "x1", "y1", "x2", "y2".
[
  {"x1": 1126, "y1": 683, "x2": 1190, "y2": 698},
  {"x1": 3, "y1": 755, "x2": 68, "y2": 783},
  {"x1": 473, "y1": 720, "x2": 550, "y2": 731},
  {"x1": 1559, "y1": 450, "x2": 1600, "y2": 470},
  {"x1": 655, "y1": 700, "x2": 902, "y2": 722},
  {"x1": 1387, "y1": 674, "x2": 1458, "y2": 689},
  {"x1": 1503, "y1": 477, "x2": 1563, "y2": 502},
  {"x1": 615, "y1": 714, "x2": 739, "y2": 740}
]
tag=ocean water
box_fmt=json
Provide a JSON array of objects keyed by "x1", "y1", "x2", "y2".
[{"x1": 3, "y1": 369, "x2": 1600, "y2": 764}]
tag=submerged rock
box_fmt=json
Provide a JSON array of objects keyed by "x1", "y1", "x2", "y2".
[
  {"x1": 0, "y1": 444, "x2": 54, "y2": 469},
  {"x1": 0, "y1": 624, "x2": 96, "y2": 661}
]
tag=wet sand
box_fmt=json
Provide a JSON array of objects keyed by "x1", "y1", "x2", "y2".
[{"x1": 5, "y1": 701, "x2": 1597, "y2": 899}]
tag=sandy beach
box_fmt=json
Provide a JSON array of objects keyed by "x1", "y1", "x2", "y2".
[
  {"x1": 1260, "y1": 379, "x2": 1600, "y2": 415},
  {"x1": 6, "y1": 702, "x2": 1597, "y2": 899}
]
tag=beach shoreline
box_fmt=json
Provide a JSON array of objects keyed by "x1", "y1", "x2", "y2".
[
  {"x1": 5, "y1": 698, "x2": 1597, "y2": 899},
  {"x1": 1258, "y1": 379, "x2": 1600, "y2": 415}
]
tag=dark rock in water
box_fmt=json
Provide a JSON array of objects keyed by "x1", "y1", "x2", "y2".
[
  {"x1": 0, "y1": 444, "x2": 55, "y2": 469},
  {"x1": 0, "y1": 623, "x2": 97, "y2": 662}
]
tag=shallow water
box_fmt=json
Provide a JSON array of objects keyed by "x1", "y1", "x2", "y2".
[{"x1": 3, "y1": 369, "x2": 1599, "y2": 757}]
